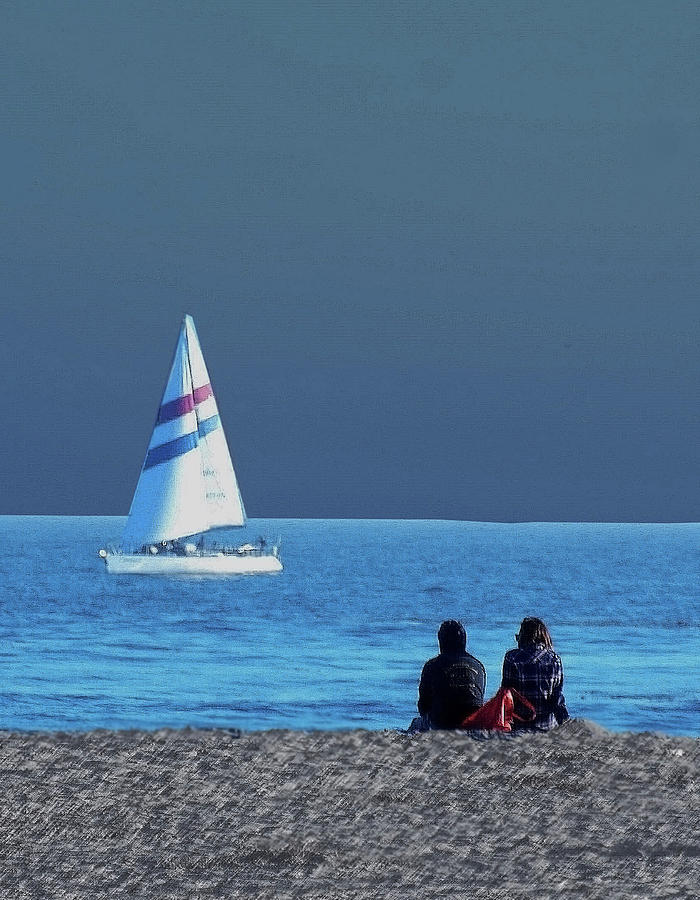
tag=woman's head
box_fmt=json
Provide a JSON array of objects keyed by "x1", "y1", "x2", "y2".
[{"x1": 516, "y1": 617, "x2": 553, "y2": 649}]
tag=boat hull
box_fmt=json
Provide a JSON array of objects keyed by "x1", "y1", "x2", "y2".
[{"x1": 104, "y1": 552, "x2": 283, "y2": 575}]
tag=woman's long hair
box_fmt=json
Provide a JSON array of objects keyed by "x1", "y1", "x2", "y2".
[{"x1": 517, "y1": 617, "x2": 553, "y2": 649}]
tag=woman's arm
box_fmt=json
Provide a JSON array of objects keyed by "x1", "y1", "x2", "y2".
[
  {"x1": 551, "y1": 655, "x2": 570, "y2": 724},
  {"x1": 501, "y1": 653, "x2": 516, "y2": 689}
]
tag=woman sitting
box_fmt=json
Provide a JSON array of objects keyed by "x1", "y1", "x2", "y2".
[{"x1": 501, "y1": 617, "x2": 569, "y2": 730}]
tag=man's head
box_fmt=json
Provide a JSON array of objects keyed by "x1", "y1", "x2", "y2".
[
  {"x1": 516, "y1": 617, "x2": 553, "y2": 649},
  {"x1": 438, "y1": 619, "x2": 466, "y2": 654}
]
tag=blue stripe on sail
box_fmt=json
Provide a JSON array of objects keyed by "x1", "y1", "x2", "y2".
[
  {"x1": 144, "y1": 431, "x2": 199, "y2": 470},
  {"x1": 198, "y1": 413, "x2": 220, "y2": 437}
]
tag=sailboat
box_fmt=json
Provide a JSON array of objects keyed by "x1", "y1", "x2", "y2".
[{"x1": 100, "y1": 315, "x2": 283, "y2": 575}]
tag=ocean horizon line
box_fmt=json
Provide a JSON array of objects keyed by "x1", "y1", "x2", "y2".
[{"x1": 1, "y1": 514, "x2": 699, "y2": 526}]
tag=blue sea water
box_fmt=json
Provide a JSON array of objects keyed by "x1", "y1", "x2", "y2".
[{"x1": 0, "y1": 516, "x2": 697, "y2": 736}]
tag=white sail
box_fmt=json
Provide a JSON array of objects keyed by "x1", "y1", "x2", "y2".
[
  {"x1": 120, "y1": 315, "x2": 244, "y2": 550},
  {"x1": 183, "y1": 315, "x2": 247, "y2": 528}
]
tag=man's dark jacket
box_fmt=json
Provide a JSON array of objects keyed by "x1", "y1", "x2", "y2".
[{"x1": 418, "y1": 651, "x2": 486, "y2": 729}]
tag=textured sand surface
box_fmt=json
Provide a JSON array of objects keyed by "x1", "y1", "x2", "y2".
[{"x1": 0, "y1": 720, "x2": 697, "y2": 899}]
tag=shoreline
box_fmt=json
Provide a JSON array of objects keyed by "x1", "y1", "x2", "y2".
[
  {"x1": 1, "y1": 719, "x2": 697, "y2": 739},
  {"x1": 1, "y1": 723, "x2": 698, "y2": 739},
  {"x1": 1, "y1": 719, "x2": 697, "y2": 898}
]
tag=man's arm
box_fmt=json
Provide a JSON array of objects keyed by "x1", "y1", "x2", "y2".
[
  {"x1": 417, "y1": 661, "x2": 433, "y2": 716},
  {"x1": 478, "y1": 660, "x2": 487, "y2": 699}
]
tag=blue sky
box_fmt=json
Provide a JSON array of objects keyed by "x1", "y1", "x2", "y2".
[{"x1": 3, "y1": 1, "x2": 700, "y2": 519}]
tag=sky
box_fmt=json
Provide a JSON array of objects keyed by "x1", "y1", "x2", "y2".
[{"x1": 3, "y1": 0, "x2": 700, "y2": 520}]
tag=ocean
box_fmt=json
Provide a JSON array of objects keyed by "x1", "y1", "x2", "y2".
[{"x1": 0, "y1": 516, "x2": 697, "y2": 736}]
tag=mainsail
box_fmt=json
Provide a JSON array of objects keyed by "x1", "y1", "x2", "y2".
[{"x1": 120, "y1": 315, "x2": 246, "y2": 550}]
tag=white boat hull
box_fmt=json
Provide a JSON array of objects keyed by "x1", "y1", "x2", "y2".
[{"x1": 104, "y1": 552, "x2": 283, "y2": 575}]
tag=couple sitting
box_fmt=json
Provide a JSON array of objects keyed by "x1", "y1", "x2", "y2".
[{"x1": 412, "y1": 617, "x2": 569, "y2": 732}]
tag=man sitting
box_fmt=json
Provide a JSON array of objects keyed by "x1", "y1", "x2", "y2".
[{"x1": 414, "y1": 620, "x2": 486, "y2": 730}]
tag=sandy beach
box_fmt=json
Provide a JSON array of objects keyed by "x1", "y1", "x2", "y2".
[{"x1": 0, "y1": 719, "x2": 697, "y2": 899}]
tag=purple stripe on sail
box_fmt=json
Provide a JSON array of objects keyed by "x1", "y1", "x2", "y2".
[
  {"x1": 157, "y1": 393, "x2": 195, "y2": 425},
  {"x1": 193, "y1": 383, "x2": 213, "y2": 405}
]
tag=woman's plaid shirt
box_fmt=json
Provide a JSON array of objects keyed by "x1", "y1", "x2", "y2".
[{"x1": 501, "y1": 644, "x2": 569, "y2": 730}]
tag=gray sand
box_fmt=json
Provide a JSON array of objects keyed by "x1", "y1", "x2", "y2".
[{"x1": 0, "y1": 720, "x2": 697, "y2": 899}]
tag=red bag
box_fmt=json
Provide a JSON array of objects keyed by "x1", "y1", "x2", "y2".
[{"x1": 460, "y1": 687, "x2": 536, "y2": 731}]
